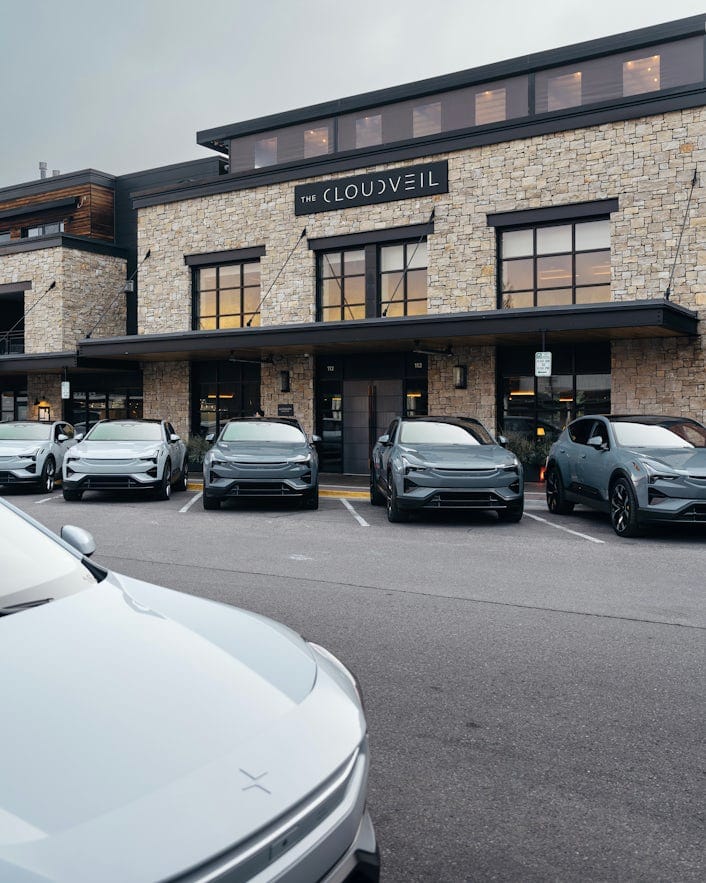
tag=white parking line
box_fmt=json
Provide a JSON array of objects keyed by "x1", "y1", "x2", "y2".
[
  {"x1": 179, "y1": 491, "x2": 203, "y2": 513},
  {"x1": 35, "y1": 496, "x2": 53, "y2": 504},
  {"x1": 524, "y1": 512, "x2": 605, "y2": 544},
  {"x1": 340, "y1": 498, "x2": 370, "y2": 527}
]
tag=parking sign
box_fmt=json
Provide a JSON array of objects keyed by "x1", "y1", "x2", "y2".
[{"x1": 535, "y1": 352, "x2": 552, "y2": 377}]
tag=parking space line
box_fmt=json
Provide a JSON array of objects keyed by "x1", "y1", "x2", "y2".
[
  {"x1": 35, "y1": 496, "x2": 53, "y2": 504},
  {"x1": 524, "y1": 512, "x2": 605, "y2": 544},
  {"x1": 179, "y1": 491, "x2": 203, "y2": 513},
  {"x1": 340, "y1": 498, "x2": 370, "y2": 527}
]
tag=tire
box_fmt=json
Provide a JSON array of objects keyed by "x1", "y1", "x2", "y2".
[
  {"x1": 370, "y1": 468, "x2": 384, "y2": 506},
  {"x1": 498, "y1": 501, "x2": 524, "y2": 523},
  {"x1": 155, "y1": 459, "x2": 172, "y2": 501},
  {"x1": 38, "y1": 456, "x2": 56, "y2": 493},
  {"x1": 610, "y1": 476, "x2": 642, "y2": 538},
  {"x1": 546, "y1": 466, "x2": 574, "y2": 515},
  {"x1": 63, "y1": 488, "x2": 83, "y2": 502},
  {"x1": 174, "y1": 458, "x2": 189, "y2": 492},
  {"x1": 386, "y1": 475, "x2": 409, "y2": 523},
  {"x1": 303, "y1": 485, "x2": 319, "y2": 510},
  {"x1": 203, "y1": 493, "x2": 220, "y2": 510}
]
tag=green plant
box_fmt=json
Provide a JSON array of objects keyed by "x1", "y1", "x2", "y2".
[
  {"x1": 503, "y1": 431, "x2": 553, "y2": 467},
  {"x1": 187, "y1": 435, "x2": 212, "y2": 466}
]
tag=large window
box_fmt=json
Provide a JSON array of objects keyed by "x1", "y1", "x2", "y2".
[
  {"x1": 499, "y1": 219, "x2": 610, "y2": 309},
  {"x1": 316, "y1": 239, "x2": 428, "y2": 322},
  {"x1": 194, "y1": 261, "x2": 261, "y2": 329},
  {"x1": 24, "y1": 221, "x2": 64, "y2": 238}
]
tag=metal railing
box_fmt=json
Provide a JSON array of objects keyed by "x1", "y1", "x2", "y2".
[{"x1": 0, "y1": 331, "x2": 24, "y2": 355}]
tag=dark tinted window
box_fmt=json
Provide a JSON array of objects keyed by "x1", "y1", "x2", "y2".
[{"x1": 568, "y1": 418, "x2": 594, "y2": 445}]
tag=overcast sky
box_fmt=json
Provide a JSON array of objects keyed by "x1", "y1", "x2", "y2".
[{"x1": 1, "y1": 0, "x2": 704, "y2": 189}]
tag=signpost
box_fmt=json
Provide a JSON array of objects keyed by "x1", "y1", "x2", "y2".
[{"x1": 535, "y1": 351, "x2": 552, "y2": 377}]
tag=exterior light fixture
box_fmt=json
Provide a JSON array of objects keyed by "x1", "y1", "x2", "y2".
[
  {"x1": 280, "y1": 370, "x2": 291, "y2": 393},
  {"x1": 36, "y1": 398, "x2": 51, "y2": 422},
  {"x1": 453, "y1": 365, "x2": 468, "y2": 390}
]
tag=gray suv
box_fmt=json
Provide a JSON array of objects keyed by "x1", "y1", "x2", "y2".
[{"x1": 545, "y1": 414, "x2": 706, "y2": 537}]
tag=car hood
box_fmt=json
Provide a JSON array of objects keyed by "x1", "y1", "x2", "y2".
[
  {"x1": 0, "y1": 440, "x2": 49, "y2": 456},
  {"x1": 0, "y1": 576, "x2": 363, "y2": 882},
  {"x1": 213, "y1": 441, "x2": 311, "y2": 462},
  {"x1": 70, "y1": 440, "x2": 162, "y2": 459},
  {"x1": 626, "y1": 446, "x2": 706, "y2": 475},
  {"x1": 399, "y1": 443, "x2": 516, "y2": 468}
]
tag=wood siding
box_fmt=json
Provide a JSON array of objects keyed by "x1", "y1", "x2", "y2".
[{"x1": 0, "y1": 183, "x2": 114, "y2": 242}]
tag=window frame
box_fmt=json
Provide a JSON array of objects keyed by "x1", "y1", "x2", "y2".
[
  {"x1": 497, "y1": 216, "x2": 611, "y2": 310},
  {"x1": 192, "y1": 259, "x2": 262, "y2": 331}
]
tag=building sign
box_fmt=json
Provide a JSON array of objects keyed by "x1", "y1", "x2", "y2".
[
  {"x1": 61, "y1": 381, "x2": 70, "y2": 399},
  {"x1": 294, "y1": 161, "x2": 448, "y2": 215},
  {"x1": 277, "y1": 403, "x2": 295, "y2": 417},
  {"x1": 535, "y1": 351, "x2": 552, "y2": 377}
]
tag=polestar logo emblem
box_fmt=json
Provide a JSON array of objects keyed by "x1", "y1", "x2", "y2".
[{"x1": 239, "y1": 769, "x2": 271, "y2": 794}]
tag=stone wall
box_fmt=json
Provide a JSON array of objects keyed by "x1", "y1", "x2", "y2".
[
  {"x1": 0, "y1": 246, "x2": 126, "y2": 353},
  {"x1": 260, "y1": 354, "x2": 315, "y2": 434},
  {"x1": 142, "y1": 362, "x2": 190, "y2": 439},
  {"x1": 427, "y1": 346, "x2": 497, "y2": 431},
  {"x1": 611, "y1": 337, "x2": 706, "y2": 423},
  {"x1": 27, "y1": 374, "x2": 63, "y2": 423}
]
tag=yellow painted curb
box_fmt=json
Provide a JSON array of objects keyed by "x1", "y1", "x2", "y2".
[{"x1": 320, "y1": 489, "x2": 369, "y2": 499}]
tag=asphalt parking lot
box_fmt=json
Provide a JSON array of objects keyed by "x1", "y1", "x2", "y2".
[{"x1": 6, "y1": 482, "x2": 706, "y2": 882}]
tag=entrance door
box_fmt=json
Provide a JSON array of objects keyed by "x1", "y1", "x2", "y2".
[{"x1": 342, "y1": 379, "x2": 402, "y2": 474}]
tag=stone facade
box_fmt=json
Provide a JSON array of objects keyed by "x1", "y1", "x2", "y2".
[
  {"x1": 27, "y1": 374, "x2": 63, "y2": 423},
  {"x1": 427, "y1": 346, "x2": 497, "y2": 430},
  {"x1": 260, "y1": 354, "x2": 315, "y2": 434},
  {"x1": 142, "y1": 362, "x2": 190, "y2": 439},
  {"x1": 0, "y1": 246, "x2": 127, "y2": 353},
  {"x1": 134, "y1": 107, "x2": 706, "y2": 432}
]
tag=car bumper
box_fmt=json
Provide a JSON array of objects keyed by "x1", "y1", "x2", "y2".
[
  {"x1": 638, "y1": 496, "x2": 706, "y2": 524},
  {"x1": 396, "y1": 477, "x2": 524, "y2": 511},
  {"x1": 0, "y1": 466, "x2": 40, "y2": 485},
  {"x1": 63, "y1": 472, "x2": 162, "y2": 491},
  {"x1": 204, "y1": 476, "x2": 316, "y2": 500}
]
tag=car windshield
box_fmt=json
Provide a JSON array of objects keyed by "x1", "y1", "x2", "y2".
[
  {"x1": 0, "y1": 423, "x2": 52, "y2": 441},
  {"x1": 399, "y1": 420, "x2": 494, "y2": 446},
  {"x1": 86, "y1": 422, "x2": 163, "y2": 442},
  {"x1": 221, "y1": 421, "x2": 306, "y2": 443},
  {"x1": 611, "y1": 421, "x2": 702, "y2": 448},
  {"x1": 0, "y1": 503, "x2": 96, "y2": 603}
]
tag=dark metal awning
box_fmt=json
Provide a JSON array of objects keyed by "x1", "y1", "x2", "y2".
[
  {"x1": 75, "y1": 299, "x2": 698, "y2": 364},
  {"x1": 0, "y1": 351, "x2": 77, "y2": 376}
]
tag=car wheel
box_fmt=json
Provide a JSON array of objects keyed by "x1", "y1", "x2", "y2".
[
  {"x1": 610, "y1": 476, "x2": 642, "y2": 538},
  {"x1": 546, "y1": 466, "x2": 574, "y2": 515},
  {"x1": 38, "y1": 456, "x2": 55, "y2": 493},
  {"x1": 498, "y1": 501, "x2": 524, "y2": 523},
  {"x1": 303, "y1": 485, "x2": 319, "y2": 510},
  {"x1": 156, "y1": 460, "x2": 172, "y2": 500},
  {"x1": 203, "y1": 493, "x2": 220, "y2": 511},
  {"x1": 174, "y1": 458, "x2": 189, "y2": 492},
  {"x1": 370, "y1": 468, "x2": 384, "y2": 506},
  {"x1": 386, "y1": 475, "x2": 409, "y2": 523},
  {"x1": 63, "y1": 488, "x2": 83, "y2": 502}
]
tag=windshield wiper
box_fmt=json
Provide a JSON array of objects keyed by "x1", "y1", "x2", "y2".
[{"x1": 0, "y1": 598, "x2": 54, "y2": 617}]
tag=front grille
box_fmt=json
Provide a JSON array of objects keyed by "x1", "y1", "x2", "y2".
[
  {"x1": 432, "y1": 468, "x2": 496, "y2": 478},
  {"x1": 82, "y1": 476, "x2": 152, "y2": 489},
  {"x1": 425, "y1": 491, "x2": 505, "y2": 509},
  {"x1": 230, "y1": 461, "x2": 289, "y2": 469},
  {"x1": 676, "y1": 503, "x2": 706, "y2": 522},
  {"x1": 0, "y1": 471, "x2": 22, "y2": 484},
  {"x1": 225, "y1": 481, "x2": 300, "y2": 497},
  {"x1": 82, "y1": 458, "x2": 135, "y2": 467}
]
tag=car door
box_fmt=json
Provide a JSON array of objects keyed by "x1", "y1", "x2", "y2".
[
  {"x1": 375, "y1": 418, "x2": 399, "y2": 488},
  {"x1": 165, "y1": 423, "x2": 181, "y2": 479},
  {"x1": 575, "y1": 418, "x2": 614, "y2": 504},
  {"x1": 52, "y1": 423, "x2": 74, "y2": 470},
  {"x1": 561, "y1": 418, "x2": 595, "y2": 493}
]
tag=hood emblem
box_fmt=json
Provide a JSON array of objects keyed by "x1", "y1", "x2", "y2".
[{"x1": 239, "y1": 769, "x2": 271, "y2": 794}]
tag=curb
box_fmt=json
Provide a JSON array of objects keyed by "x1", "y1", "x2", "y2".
[{"x1": 186, "y1": 480, "x2": 369, "y2": 500}]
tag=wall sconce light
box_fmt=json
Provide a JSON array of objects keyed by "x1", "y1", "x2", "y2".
[
  {"x1": 453, "y1": 365, "x2": 468, "y2": 390},
  {"x1": 280, "y1": 370, "x2": 291, "y2": 393}
]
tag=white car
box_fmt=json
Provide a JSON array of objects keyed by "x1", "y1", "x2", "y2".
[
  {"x1": 0, "y1": 420, "x2": 77, "y2": 493},
  {"x1": 62, "y1": 419, "x2": 188, "y2": 501},
  {"x1": 0, "y1": 496, "x2": 379, "y2": 882}
]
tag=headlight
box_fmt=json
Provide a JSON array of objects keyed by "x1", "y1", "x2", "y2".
[
  {"x1": 502, "y1": 457, "x2": 520, "y2": 472},
  {"x1": 308, "y1": 642, "x2": 365, "y2": 711},
  {"x1": 20, "y1": 449, "x2": 40, "y2": 461},
  {"x1": 290, "y1": 454, "x2": 312, "y2": 464},
  {"x1": 139, "y1": 450, "x2": 160, "y2": 462},
  {"x1": 401, "y1": 456, "x2": 427, "y2": 474},
  {"x1": 639, "y1": 460, "x2": 681, "y2": 483}
]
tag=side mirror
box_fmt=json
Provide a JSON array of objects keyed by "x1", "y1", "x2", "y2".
[
  {"x1": 61, "y1": 525, "x2": 96, "y2": 557},
  {"x1": 587, "y1": 436, "x2": 606, "y2": 449},
  {"x1": 74, "y1": 433, "x2": 84, "y2": 442},
  {"x1": 170, "y1": 433, "x2": 181, "y2": 442},
  {"x1": 497, "y1": 435, "x2": 508, "y2": 447},
  {"x1": 311, "y1": 434, "x2": 322, "y2": 443},
  {"x1": 205, "y1": 433, "x2": 215, "y2": 443},
  {"x1": 57, "y1": 433, "x2": 68, "y2": 442},
  {"x1": 377, "y1": 434, "x2": 390, "y2": 446}
]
